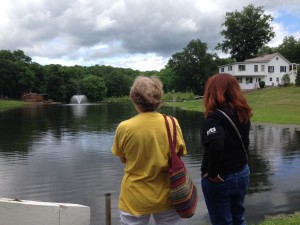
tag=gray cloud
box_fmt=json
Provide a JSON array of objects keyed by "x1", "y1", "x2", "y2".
[{"x1": 1, "y1": 0, "x2": 299, "y2": 70}]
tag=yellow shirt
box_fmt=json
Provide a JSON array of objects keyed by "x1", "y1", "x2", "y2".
[{"x1": 112, "y1": 112, "x2": 187, "y2": 215}]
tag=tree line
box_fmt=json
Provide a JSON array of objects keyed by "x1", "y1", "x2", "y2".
[{"x1": 1, "y1": 4, "x2": 299, "y2": 102}]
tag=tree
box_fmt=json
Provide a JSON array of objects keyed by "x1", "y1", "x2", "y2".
[
  {"x1": 213, "y1": 57, "x2": 234, "y2": 68},
  {"x1": 104, "y1": 70, "x2": 133, "y2": 97},
  {"x1": 0, "y1": 50, "x2": 33, "y2": 99},
  {"x1": 156, "y1": 67, "x2": 176, "y2": 93},
  {"x1": 216, "y1": 4, "x2": 275, "y2": 61},
  {"x1": 30, "y1": 62, "x2": 47, "y2": 94},
  {"x1": 167, "y1": 39, "x2": 217, "y2": 95},
  {"x1": 277, "y1": 36, "x2": 300, "y2": 63},
  {"x1": 17, "y1": 67, "x2": 35, "y2": 93},
  {"x1": 257, "y1": 45, "x2": 276, "y2": 56},
  {"x1": 82, "y1": 75, "x2": 107, "y2": 101},
  {"x1": 44, "y1": 64, "x2": 65, "y2": 102}
]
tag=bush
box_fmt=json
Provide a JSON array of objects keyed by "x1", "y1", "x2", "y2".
[
  {"x1": 282, "y1": 74, "x2": 290, "y2": 86},
  {"x1": 163, "y1": 91, "x2": 196, "y2": 101},
  {"x1": 259, "y1": 81, "x2": 265, "y2": 88}
]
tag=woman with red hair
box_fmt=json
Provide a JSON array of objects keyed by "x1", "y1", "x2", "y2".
[{"x1": 201, "y1": 73, "x2": 252, "y2": 225}]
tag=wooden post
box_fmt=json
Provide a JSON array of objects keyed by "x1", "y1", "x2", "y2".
[{"x1": 105, "y1": 193, "x2": 111, "y2": 225}]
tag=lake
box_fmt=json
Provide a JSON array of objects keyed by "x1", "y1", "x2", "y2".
[{"x1": 0, "y1": 103, "x2": 299, "y2": 225}]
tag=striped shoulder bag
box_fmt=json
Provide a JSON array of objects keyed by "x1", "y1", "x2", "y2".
[{"x1": 163, "y1": 114, "x2": 198, "y2": 218}]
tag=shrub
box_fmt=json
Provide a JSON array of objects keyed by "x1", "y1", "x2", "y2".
[
  {"x1": 281, "y1": 74, "x2": 290, "y2": 86},
  {"x1": 259, "y1": 81, "x2": 265, "y2": 88},
  {"x1": 163, "y1": 91, "x2": 196, "y2": 101}
]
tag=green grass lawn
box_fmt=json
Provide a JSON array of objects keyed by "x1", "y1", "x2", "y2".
[
  {"x1": 165, "y1": 86, "x2": 300, "y2": 125},
  {"x1": 0, "y1": 99, "x2": 28, "y2": 111}
]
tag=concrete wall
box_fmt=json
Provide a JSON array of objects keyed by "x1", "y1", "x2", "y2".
[{"x1": 0, "y1": 198, "x2": 90, "y2": 225}]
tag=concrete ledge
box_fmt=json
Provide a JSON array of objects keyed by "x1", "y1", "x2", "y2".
[{"x1": 0, "y1": 198, "x2": 90, "y2": 225}]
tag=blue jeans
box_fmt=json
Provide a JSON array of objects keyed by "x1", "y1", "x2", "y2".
[{"x1": 201, "y1": 165, "x2": 250, "y2": 225}]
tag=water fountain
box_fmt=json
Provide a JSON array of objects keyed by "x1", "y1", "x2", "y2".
[{"x1": 70, "y1": 95, "x2": 88, "y2": 104}]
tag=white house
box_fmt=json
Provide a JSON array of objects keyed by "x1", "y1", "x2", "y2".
[{"x1": 218, "y1": 53, "x2": 298, "y2": 90}]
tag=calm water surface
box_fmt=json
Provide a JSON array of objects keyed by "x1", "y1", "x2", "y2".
[{"x1": 0, "y1": 103, "x2": 299, "y2": 225}]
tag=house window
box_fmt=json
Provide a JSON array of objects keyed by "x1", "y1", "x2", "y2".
[
  {"x1": 268, "y1": 66, "x2": 274, "y2": 73},
  {"x1": 254, "y1": 65, "x2": 258, "y2": 72},
  {"x1": 238, "y1": 65, "x2": 246, "y2": 71},
  {"x1": 228, "y1": 65, "x2": 232, "y2": 71},
  {"x1": 276, "y1": 57, "x2": 278, "y2": 60},
  {"x1": 246, "y1": 77, "x2": 253, "y2": 84},
  {"x1": 276, "y1": 77, "x2": 279, "y2": 82},
  {"x1": 236, "y1": 77, "x2": 242, "y2": 83},
  {"x1": 221, "y1": 67, "x2": 224, "y2": 72},
  {"x1": 280, "y1": 66, "x2": 286, "y2": 72},
  {"x1": 289, "y1": 64, "x2": 296, "y2": 71},
  {"x1": 261, "y1": 65, "x2": 265, "y2": 72},
  {"x1": 270, "y1": 78, "x2": 272, "y2": 82}
]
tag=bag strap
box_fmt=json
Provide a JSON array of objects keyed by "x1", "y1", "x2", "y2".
[
  {"x1": 217, "y1": 109, "x2": 248, "y2": 161},
  {"x1": 163, "y1": 114, "x2": 177, "y2": 157}
]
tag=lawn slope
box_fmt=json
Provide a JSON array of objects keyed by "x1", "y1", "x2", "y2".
[{"x1": 165, "y1": 86, "x2": 300, "y2": 125}]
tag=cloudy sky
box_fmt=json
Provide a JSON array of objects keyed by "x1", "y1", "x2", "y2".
[{"x1": 1, "y1": 0, "x2": 300, "y2": 71}]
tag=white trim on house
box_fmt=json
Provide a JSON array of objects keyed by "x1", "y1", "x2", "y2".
[{"x1": 218, "y1": 53, "x2": 298, "y2": 90}]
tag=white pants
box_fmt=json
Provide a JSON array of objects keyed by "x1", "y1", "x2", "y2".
[{"x1": 119, "y1": 209, "x2": 184, "y2": 225}]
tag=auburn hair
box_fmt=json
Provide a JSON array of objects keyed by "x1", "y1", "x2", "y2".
[{"x1": 204, "y1": 73, "x2": 252, "y2": 123}]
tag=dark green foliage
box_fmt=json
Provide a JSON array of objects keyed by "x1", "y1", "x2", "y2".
[
  {"x1": 0, "y1": 49, "x2": 32, "y2": 99},
  {"x1": 257, "y1": 46, "x2": 276, "y2": 57},
  {"x1": 1, "y1": 43, "x2": 298, "y2": 102},
  {"x1": 0, "y1": 49, "x2": 140, "y2": 102},
  {"x1": 276, "y1": 36, "x2": 300, "y2": 63},
  {"x1": 167, "y1": 39, "x2": 217, "y2": 95},
  {"x1": 259, "y1": 81, "x2": 265, "y2": 88},
  {"x1": 82, "y1": 75, "x2": 107, "y2": 101},
  {"x1": 217, "y1": 4, "x2": 275, "y2": 61},
  {"x1": 281, "y1": 74, "x2": 290, "y2": 86},
  {"x1": 214, "y1": 57, "x2": 234, "y2": 67},
  {"x1": 104, "y1": 70, "x2": 133, "y2": 97}
]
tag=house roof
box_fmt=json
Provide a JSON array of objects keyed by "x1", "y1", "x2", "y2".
[
  {"x1": 244, "y1": 53, "x2": 279, "y2": 62},
  {"x1": 218, "y1": 52, "x2": 292, "y2": 67},
  {"x1": 244, "y1": 52, "x2": 292, "y2": 65}
]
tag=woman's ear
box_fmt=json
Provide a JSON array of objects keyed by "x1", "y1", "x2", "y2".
[{"x1": 134, "y1": 104, "x2": 142, "y2": 113}]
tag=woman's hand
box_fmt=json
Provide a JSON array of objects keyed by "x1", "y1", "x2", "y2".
[
  {"x1": 203, "y1": 173, "x2": 224, "y2": 182},
  {"x1": 119, "y1": 153, "x2": 126, "y2": 163}
]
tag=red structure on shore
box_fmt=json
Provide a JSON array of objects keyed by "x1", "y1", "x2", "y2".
[{"x1": 21, "y1": 93, "x2": 48, "y2": 102}]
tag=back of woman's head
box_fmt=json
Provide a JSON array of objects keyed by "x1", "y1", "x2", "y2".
[
  {"x1": 130, "y1": 76, "x2": 163, "y2": 112},
  {"x1": 204, "y1": 73, "x2": 252, "y2": 123}
]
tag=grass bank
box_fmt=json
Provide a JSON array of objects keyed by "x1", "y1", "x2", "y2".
[
  {"x1": 253, "y1": 212, "x2": 300, "y2": 225},
  {"x1": 165, "y1": 86, "x2": 300, "y2": 126},
  {"x1": 0, "y1": 99, "x2": 29, "y2": 111}
]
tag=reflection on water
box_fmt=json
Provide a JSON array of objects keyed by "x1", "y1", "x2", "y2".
[
  {"x1": 246, "y1": 124, "x2": 300, "y2": 223},
  {"x1": 70, "y1": 104, "x2": 88, "y2": 118},
  {"x1": 0, "y1": 103, "x2": 299, "y2": 225}
]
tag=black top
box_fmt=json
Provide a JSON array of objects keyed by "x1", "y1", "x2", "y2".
[{"x1": 201, "y1": 109, "x2": 250, "y2": 178}]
